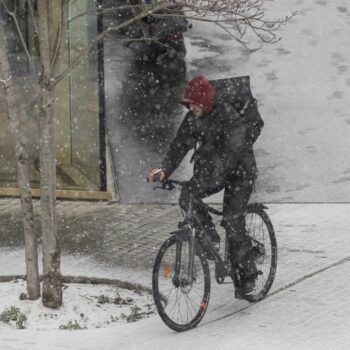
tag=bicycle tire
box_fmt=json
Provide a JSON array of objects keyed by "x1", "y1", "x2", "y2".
[
  {"x1": 240, "y1": 204, "x2": 277, "y2": 302},
  {"x1": 152, "y1": 233, "x2": 211, "y2": 332}
]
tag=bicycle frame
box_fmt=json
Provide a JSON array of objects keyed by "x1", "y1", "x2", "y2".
[
  {"x1": 174, "y1": 192, "x2": 230, "y2": 286},
  {"x1": 154, "y1": 178, "x2": 257, "y2": 286}
]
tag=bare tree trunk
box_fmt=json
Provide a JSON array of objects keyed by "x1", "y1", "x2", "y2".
[
  {"x1": 37, "y1": 0, "x2": 62, "y2": 308},
  {"x1": 39, "y1": 85, "x2": 62, "y2": 308},
  {"x1": 0, "y1": 21, "x2": 40, "y2": 300}
]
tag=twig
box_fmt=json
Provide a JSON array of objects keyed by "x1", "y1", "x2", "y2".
[
  {"x1": 79, "y1": 293, "x2": 94, "y2": 301},
  {"x1": 51, "y1": 0, "x2": 69, "y2": 75},
  {"x1": 0, "y1": 74, "x2": 12, "y2": 89},
  {"x1": 53, "y1": 0, "x2": 172, "y2": 87},
  {"x1": 27, "y1": 0, "x2": 40, "y2": 38},
  {"x1": 1, "y1": 0, "x2": 34, "y2": 70},
  {"x1": 68, "y1": 5, "x2": 150, "y2": 23}
]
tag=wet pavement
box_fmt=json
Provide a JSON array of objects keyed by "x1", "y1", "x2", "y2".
[
  {"x1": 1, "y1": 198, "x2": 350, "y2": 349},
  {"x1": 2, "y1": 198, "x2": 350, "y2": 288},
  {"x1": 104, "y1": 0, "x2": 350, "y2": 204},
  {"x1": 104, "y1": 15, "x2": 191, "y2": 203}
]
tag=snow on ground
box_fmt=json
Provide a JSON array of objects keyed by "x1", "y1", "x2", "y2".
[
  {"x1": 1, "y1": 260, "x2": 350, "y2": 350},
  {"x1": 1, "y1": 204, "x2": 350, "y2": 349},
  {"x1": 0, "y1": 280, "x2": 155, "y2": 331},
  {"x1": 106, "y1": 0, "x2": 350, "y2": 203},
  {"x1": 0, "y1": 249, "x2": 141, "y2": 283},
  {"x1": 184, "y1": 0, "x2": 350, "y2": 203}
]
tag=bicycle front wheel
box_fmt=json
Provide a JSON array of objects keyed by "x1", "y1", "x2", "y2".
[{"x1": 152, "y1": 233, "x2": 210, "y2": 332}]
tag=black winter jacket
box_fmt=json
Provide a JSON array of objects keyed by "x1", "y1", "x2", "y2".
[{"x1": 162, "y1": 103, "x2": 258, "y2": 190}]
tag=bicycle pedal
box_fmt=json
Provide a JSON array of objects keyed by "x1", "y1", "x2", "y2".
[{"x1": 178, "y1": 219, "x2": 189, "y2": 228}]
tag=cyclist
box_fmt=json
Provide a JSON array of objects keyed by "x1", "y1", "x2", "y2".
[{"x1": 148, "y1": 75, "x2": 260, "y2": 297}]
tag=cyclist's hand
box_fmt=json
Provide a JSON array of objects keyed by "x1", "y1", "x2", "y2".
[{"x1": 147, "y1": 168, "x2": 165, "y2": 182}]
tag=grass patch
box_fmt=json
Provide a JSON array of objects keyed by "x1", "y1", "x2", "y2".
[
  {"x1": 121, "y1": 305, "x2": 154, "y2": 323},
  {"x1": 59, "y1": 320, "x2": 86, "y2": 330},
  {"x1": 97, "y1": 292, "x2": 133, "y2": 305},
  {"x1": 0, "y1": 306, "x2": 27, "y2": 329}
]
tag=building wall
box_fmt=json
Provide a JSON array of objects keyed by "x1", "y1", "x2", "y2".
[{"x1": 0, "y1": 1, "x2": 102, "y2": 193}]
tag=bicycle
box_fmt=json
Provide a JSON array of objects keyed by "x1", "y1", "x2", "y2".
[{"x1": 151, "y1": 178, "x2": 277, "y2": 332}]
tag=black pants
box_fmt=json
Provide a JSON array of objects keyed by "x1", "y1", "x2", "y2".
[{"x1": 179, "y1": 176, "x2": 257, "y2": 279}]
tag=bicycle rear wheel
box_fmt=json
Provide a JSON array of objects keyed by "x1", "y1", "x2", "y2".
[
  {"x1": 152, "y1": 233, "x2": 210, "y2": 332},
  {"x1": 242, "y1": 204, "x2": 277, "y2": 302}
]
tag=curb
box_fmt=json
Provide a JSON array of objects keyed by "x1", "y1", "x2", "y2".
[{"x1": 0, "y1": 275, "x2": 153, "y2": 295}]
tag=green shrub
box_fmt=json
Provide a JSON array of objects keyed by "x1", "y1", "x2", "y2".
[
  {"x1": 97, "y1": 293, "x2": 133, "y2": 305},
  {"x1": 126, "y1": 305, "x2": 143, "y2": 323},
  {"x1": 0, "y1": 306, "x2": 27, "y2": 329},
  {"x1": 97, "y1": 294, "x2": 110, "y2": 304},
  {"x1": 59, "y1": 320, "x2": 85, "y2": 330}
]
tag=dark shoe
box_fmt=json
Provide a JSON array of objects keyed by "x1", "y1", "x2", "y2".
[
  {"x1": 235, "y1": 279, "x2": 256, "y2": 299},
  {"x1": 233, "y1": 269, "x2": 261, "y2": 299}
]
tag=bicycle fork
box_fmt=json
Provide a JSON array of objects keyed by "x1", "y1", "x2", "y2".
[
  {"x1": 173, "y1": 226, "x2": 196, "y2": 288},
  {"x1": 174, "y1": 196, "x2": 196, "y2": 288}
]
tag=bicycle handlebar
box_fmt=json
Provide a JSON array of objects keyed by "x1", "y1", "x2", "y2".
[
  {"x1": 163, "y1": 179, "x2": 186, "y2": 187},
  {"x1": 146, "y1": 177, "x2": 223, "y2": 216},
  {"x1": 146, "y1": 177, "x2": 186, "y2": 191}
]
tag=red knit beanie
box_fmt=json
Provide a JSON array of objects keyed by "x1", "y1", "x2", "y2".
[{"x1": 180, "y1": 76, "x2": 215, "y2": 115}]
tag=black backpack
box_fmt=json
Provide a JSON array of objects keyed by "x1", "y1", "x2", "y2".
[{"x1": 211, "y1": 76, "x2": 264, "y2": 145}]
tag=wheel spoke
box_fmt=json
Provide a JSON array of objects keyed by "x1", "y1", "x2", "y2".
[
  {"x1": 153, "y1": 235, "x2": 210, "y2": 331},
  {"x1": 183, "y1": 293, "x2": 198, "y2": 317},
  {"x1": 243, "y1": 208, "x2": 277, "y2": 302}
]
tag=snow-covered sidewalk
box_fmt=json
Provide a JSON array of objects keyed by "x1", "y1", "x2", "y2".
[{"x1": 0, "y1": 202, "x2": 350, "y2": 349}]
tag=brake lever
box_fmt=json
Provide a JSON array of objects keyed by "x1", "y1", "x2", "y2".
[
  {"x1": 163, "y1": 181, "x2": 175, "y2": 190},
  {"x1": 152, "y1": 181, "x2": 175, "y2": 191}
]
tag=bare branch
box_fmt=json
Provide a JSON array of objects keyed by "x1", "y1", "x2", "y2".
[
  {"x1": 1, "y1": 0, "x2": 35, "y2": 69},
  {"x1": 53, "y1": 0, "x2": 295, "y2": 84},
  {"x1": 124, "y1": 36, "x2": 173, "y2": 50},
  {"x1": 168, "y1": 0, "x2": 296, "y2": 47},
  {"x1": 37, "y1": 0, "x2": 53, "y2": 84},
  {"x1": 53, "y1": 0, "x2": 172, "y2": 86},
  {"x1": 68, "y1": 5, "x2": 150, "y2": 23},
  {"x1": 27, "y1": 0, "x2": 40, "y2": 38},
  {"x1": 0, "y1": 74, "x2": 12, "y2": 89},
  {"x1": 69, "y1": 0, "x2": 79, "y2": 7},
  {"x1": 51, "y1": 0, "x2": 69, "y2": 75},
  {"x1": 151, "y1": 3, "x2": 296, "y2": 47}
]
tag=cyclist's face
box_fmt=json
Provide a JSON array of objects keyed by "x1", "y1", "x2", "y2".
[{"x1": 190, "y1": 103, "x2": 204, "y2": 118}]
